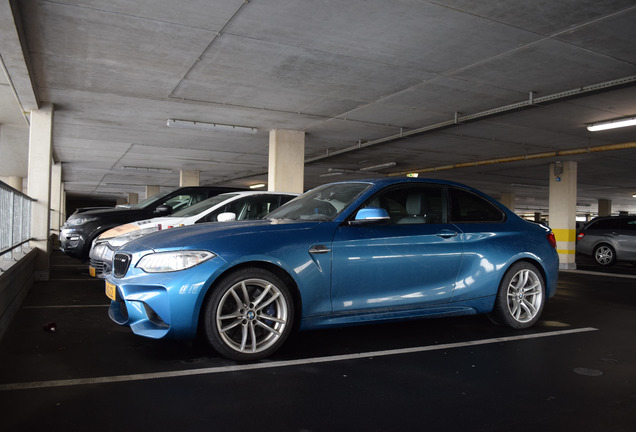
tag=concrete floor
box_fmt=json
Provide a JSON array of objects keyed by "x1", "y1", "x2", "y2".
[{"x1": 0, "y1": 251, "x2": 635, "y2": 431}]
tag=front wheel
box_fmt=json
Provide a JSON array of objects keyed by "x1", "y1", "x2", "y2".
[
  {"x1": 593, "y1": 244, "x2": 616, "y2": 266},
  {"x1": 203, "y1": 267, "x2": 294, "y2": 361},
  {"x1": 489, "y1": 262, "x2": 545, "y2": 329}
]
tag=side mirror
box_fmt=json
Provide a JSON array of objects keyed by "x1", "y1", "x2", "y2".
[
  {"x1": 350, "y1": 207, "x2": 390, "y2": 225},
  {"x1": 217, "y1": 212, "x2": 237, "y2": 222},
  {"x1": 154, "y1": 205, "x2": 172, "y2": 216}
]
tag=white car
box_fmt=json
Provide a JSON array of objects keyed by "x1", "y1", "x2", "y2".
[{"x1": 89, "y1": 191, "x2": 297, "y2": 277}]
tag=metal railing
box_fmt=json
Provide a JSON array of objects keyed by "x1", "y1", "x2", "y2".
[{"x1": 1, "y1": 181, "x2": 34, "y2": 260}]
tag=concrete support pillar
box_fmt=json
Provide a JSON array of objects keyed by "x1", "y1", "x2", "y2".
[
  {"x1": 180, "y1": 170, "x2": 200, "y2": 186},
  {"x1": 500, "y1": 192, "x2": 515, "y2": 211},
  {"x1": 146, "y1": 185, "x2": 160, "y2": 199},
  {"x1": 116, "y1": 197, "x2": 127, "y2": 206},
  {"x1": 549, "y1": 161, "x2": 577, "y2": 270},
  {"x1": 598, "y1": 199, "x2": 612, "y2": 217},
  {"x1": 1, "y1": 176, "x2": 23, "y2": 191},
  {"x1": 60, "y1": 182, "x2": 67, "y2": 223},
  {"x1": 28, "y1": 104, "x2": 54, "y2": 281},
  {"x1": 534, "y1": 212, "x2": 542, "y2": 223},
  {"x1": 268, "y1": 129, "x2": 305, "y2": 193},
  {"x1": 127, "y1": 192, "x2": 138, "y2": 205},
  {"x1": 50, "y1": 163, "x2": 62, "y2": 236}
]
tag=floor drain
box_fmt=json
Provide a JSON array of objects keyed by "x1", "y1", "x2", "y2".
[{"x1": 573, "y1": 367, "x2": 603, "y2": 377}]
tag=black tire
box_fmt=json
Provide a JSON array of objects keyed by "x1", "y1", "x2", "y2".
[
  {"x1": 489, "y1": 262, "x2": 545, "y2": 329},
  {"x1": 593, "y1": 244, "x2": 616, "y2": 266},
  {"x1": 203, "y1": 267, "x2": 294, "y2": 361}
]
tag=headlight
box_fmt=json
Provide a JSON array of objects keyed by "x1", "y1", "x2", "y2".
[
  {"x1": 136, "y1": 251, "x2": 215, "y2": 273},
  {"x1": 66, "y1": 216, "x2": 99, "y2": 226},
  {"x1": 107, "y1": 227, "x2": 158, "y2": 248}
]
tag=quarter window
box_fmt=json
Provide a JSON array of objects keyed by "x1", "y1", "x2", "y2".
[{"x1": 448, "y1": 187, "x2": 504, "y2": 223}]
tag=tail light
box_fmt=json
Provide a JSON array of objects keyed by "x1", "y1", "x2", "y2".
[
  {"x1": 577, "y1": 232, "x2": 585, "y2": 240},
  {"x1": 547, "y1": 232, "x2": 557, "y2": 249}
]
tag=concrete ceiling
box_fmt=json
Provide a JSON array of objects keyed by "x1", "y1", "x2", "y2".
[{"x1": 1, "y1": 0, "x2": 636, "y2": 216}]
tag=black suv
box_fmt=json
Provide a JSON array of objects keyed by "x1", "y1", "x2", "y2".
[{"x1": 60, "y1": 186, "x2": 240, "y2": 261}]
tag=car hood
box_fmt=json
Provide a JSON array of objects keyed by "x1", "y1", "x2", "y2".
[
  {"x1": 124, "y1": 219, "x2": 324, "y2": 253},
  {"x1": 68, "y1": 206, "x2": 146, "y2": 219},
  {"x1": 97, "y1": 216, "x2": 187, "y2": 240},
  {"x1": 134, "y1": 216, "x2": 187, "y2": 227}
]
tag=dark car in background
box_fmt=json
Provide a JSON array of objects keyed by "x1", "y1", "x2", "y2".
[
  {"x1": 576, "y1": 215, "x2": 636, "y2": 266},
  {"x1": 60, "y1": 186, "x2": 240, "y2": 261},
  {"x1": 88, "y1": 191, "x2": 298, "y2": 278}
]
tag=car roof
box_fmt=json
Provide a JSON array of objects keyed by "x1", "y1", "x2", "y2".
[{"x1": 320, "y1": 177, "x2": 477, "y2": 189}]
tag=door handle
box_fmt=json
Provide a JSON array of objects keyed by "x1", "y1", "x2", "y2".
[
  {"x1": 436, "y1": 230, "x2": 458, "y2": 239},
  {"x1": 309, "y1": 245, "x2": 331, "y2": 254}
]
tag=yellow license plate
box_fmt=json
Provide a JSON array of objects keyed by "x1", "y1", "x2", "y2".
[
  {"x1": 105, "y1": 281, "x2": 118, "y2": 301},
  {"x1": 89, "y1": 266, "x2": 96, "y2": 277}
]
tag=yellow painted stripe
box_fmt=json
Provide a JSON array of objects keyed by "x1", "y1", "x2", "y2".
[
  {"x1": 553, "y1": 229, "x2": 577, "y2": 243},
  {"x1": 557, "y1": 249, "x2": 576, "y2": 255}
]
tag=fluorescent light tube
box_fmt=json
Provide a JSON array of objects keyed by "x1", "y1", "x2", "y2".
[
  {"x1": 587, "y1": 117, "x2": 636, "y2": 132},
  {"x1": 122, "y1": 166, "x2": 172, "y2": 174},
  {"x1": 167, "y1": 119, "x2": 257, "y2": 134}
]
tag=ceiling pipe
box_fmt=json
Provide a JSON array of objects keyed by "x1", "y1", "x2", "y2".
[
  {"x1": 305, "y1": 75, "x2": 636, "y2": 165},
  {"x1": 388, "y1": 142, "x2": 636, "y2": 176}
]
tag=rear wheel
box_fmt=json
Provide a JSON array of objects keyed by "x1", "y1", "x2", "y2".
[
  {"x1": 593, "y1": 244, "x2": 616, "y2": 266},
  {"x1": 203, "y1": 267, "x2": 294, "y2": 361},
  {"x1": 489, "y1": 262, "x2": 545, "y2": 329}
]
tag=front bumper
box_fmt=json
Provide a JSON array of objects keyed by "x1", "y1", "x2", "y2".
[
  {"x1": 89, "y1": 242, "x2": 115, "y2": 278},
  {"x1": 59, "y1": 227, "x2": 87, "y2": 260},
  {"x1": 105, "y1": 255, "x2": 227, "y2": 340}
]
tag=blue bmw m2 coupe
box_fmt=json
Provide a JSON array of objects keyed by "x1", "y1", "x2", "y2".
[{"x1": 105, "y1": 178, "x2": 559, "y2": 361}]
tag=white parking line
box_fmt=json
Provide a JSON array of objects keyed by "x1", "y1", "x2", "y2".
[
  {"x1": 22, "y1": 305, "x2": 109, "y2": 309},
  {"x1": 48, "y1": 278, "x2": 101, "y2": 281},
  {"x1": 0, "y1": 327, "x2": 598, "y2": 391},
  {"x1": 561, "y1": 269, "x2": 636, "y2": 280}
]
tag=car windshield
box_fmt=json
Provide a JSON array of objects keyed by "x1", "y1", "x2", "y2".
[
  {"x1": 127, "y1": 189, "x2": 176, "y2": 209},
  {"x1": 172, "y1": 193, "x2": 240, "y2": 217},
  {"x1": 266, "y1": 182, "x2": 371, "y2": 221}
]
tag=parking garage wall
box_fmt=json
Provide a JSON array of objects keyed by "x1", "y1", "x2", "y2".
[
  {"x1": 0, "y1": 181, "x2": 38, "y2": 340},
  {"x1": 0, "y1": 247, "x2": 36, "y2": 340}
]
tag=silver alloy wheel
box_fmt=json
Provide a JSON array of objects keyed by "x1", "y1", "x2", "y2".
[
  {"x1": 506, "y1": 268, "x2": 543, "y2": 323},
  {"x1": 215, "y1": 278, "x2": 289, "y2": 355},
  {"x1": 594, "y1": 245, "x2": 614, "y2": 266}
]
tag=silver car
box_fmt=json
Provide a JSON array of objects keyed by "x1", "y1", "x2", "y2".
[{"x1": 576, "y1": 216, "x2": 636, "y2": 266}]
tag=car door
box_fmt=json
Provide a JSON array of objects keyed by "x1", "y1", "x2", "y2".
[
  {"x1": 445, "y1": 186, "x2": 509, "y2": 302},
  {"x1": 616, "y1": 218, "x2": 636, "y2": 260},
  {"x1": 330, "y1": 184, "x2": 463, "y2": 314}
]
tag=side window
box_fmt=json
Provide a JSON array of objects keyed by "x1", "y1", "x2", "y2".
[
  {"x1": 163, "y1": 191, "x2": 207, "y2": 212},
  {"x1": 448, "y1": 187, "x2": 504, "y2": 223},
  {"x1": 362, "y1": 185, "x2": 445, "y2": 224},
  {"x1": 196, "y1": 196, "x2": 292, "y2": 223},
  {"x1": 224, "y1": 199, "x2": 247, "y2": 219},
  {"x1": 618, "y1": 218, "x2": 636, "y2": 230},
  {"x1": 589, "y1": 219, "x2": 618, "y2": 230},
  {"x1": 237, "y1": 195, "x2": 290, "y2": 220},
  {"x1": 198, "y1": 207, "x2": 224, "y2": 223}
]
